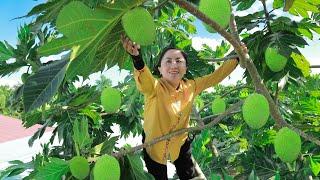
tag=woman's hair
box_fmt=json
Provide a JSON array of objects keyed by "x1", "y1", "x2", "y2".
[{"x1": 153, "y1": 47, "x2": 189, "y2": 76}]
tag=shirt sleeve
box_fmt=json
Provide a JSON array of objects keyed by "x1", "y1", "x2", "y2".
[
  {"x1": 133, "y1": 65, "x2": 157, "y2": 96},
  {"x1": 194, "y1": 59, "x2": 238, "y2": 95},
  {"x1": 131, "y1": 54, "x2": 145, "y2": 70}
]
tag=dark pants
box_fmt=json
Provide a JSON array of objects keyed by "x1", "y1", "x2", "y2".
[{"x1": 142, "y1": 133, "x2": 199, "y2": 180}]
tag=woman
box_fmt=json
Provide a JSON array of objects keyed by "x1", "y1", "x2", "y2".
[{"x1": 121, "y1": 35, "x2": 247, "y2": 180}]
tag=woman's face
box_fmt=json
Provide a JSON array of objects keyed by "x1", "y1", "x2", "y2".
[{"x1": 158, "y1": 49, "x2": 187, "y2": 87}]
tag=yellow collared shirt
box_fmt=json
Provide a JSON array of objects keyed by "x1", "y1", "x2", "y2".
[{"x1": 133, "y1": 59, "x2": 238, "y2": 165}]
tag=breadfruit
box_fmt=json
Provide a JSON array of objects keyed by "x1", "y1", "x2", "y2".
[
  {"x1": 100, "y1": 87, "x2": 121, "y2": 113},
  {"x1": 122, "y1": 7, "x2": 156, "y2": 45},
  {"x1": 274, "y1": 127, "x2": 301, "y2": 162},
  {"x1": 211, "y1": 97, "x2": 226, "y2": 115},
  {"x1": 265, "y1": 47, "x2": 288, "y2": 72},
  {"x1": 242, "y1": 93, "x2": 270, "y2": 129},
  {"x1": 199, "y1": 0, "x2": 231, "y2": 33},
  {"x1": 93, "y1": 155, "x2": 120, "y2": 180},
  {"x1": 69, "y1": 156, "x2": 89, "y2": 180}
]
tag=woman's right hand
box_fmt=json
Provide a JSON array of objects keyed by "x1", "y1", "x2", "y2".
[{"x1": 121, "y1": 34, "x2": 140, "y2": 56}]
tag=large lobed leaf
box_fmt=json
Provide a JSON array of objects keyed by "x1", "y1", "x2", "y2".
[
  {"x1": 39, "y1": 1, "x2": 143, "y2": 79},
  {"x1": 23, "y1": 59, "x2": 69, "y2": 112},
  {"x1": 120, "y1": 154, "x2": 155, "y2": 180},
  {"x1": 291, "y1": 52, "x2": 310, "y2": 77},
  {"x1": 72, "y1": 118, "x2": 92, "y2": 155},
  {"x1": 35, "y1": 158, "x2": 69, "y2": 180},
  {"x1": 288, "y1": 0, "x2": 320, "y2": 18}
]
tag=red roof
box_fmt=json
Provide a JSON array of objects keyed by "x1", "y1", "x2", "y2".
[{"x1": 0, "y1": 115, "x2": 53, "y2": 143}]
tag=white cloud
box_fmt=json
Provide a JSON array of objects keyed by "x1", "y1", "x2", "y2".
[
  {"x1": 191, "y1": 36, "x2": 222, "y2": 51},
  {"x1": 73, "y1": 65, "x2": 129, "y2": 88}
]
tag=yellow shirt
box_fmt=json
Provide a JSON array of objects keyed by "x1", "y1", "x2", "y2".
[{"x1": 133, "y1": 59, "x2": 238, "y2": 165}]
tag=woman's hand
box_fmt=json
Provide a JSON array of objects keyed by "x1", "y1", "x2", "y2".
[{"x1": 121, "y1": 34, "x2": 140, "y2": 56}]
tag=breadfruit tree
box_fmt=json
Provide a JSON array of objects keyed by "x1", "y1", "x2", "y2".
[{"x1": 0, "y1": 0, "x2": 319, "y2": 179}]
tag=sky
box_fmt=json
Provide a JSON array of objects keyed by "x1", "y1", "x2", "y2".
[{"x1": 0, "y1": 0, "x2": 319, "y2": 88}]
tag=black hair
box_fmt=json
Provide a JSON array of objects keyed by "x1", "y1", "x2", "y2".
[{"x1": 153, "y1": 47, "x2": 189, "y2": 76}]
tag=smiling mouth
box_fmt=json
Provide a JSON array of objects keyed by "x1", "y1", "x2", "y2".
[{"x1": 169, "y1": 72, "x2": 179, "y2": 75}]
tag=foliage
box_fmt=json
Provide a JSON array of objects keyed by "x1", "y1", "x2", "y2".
[
  {"x1": 0, "y1": 85, "x2": 23, "y2": 117},
  {"x1": 192, "y1": 76, "x2": 320, "y2": 178},
  {"x1": 0, "y1": 0, "x2": 319, "y2": 179}
]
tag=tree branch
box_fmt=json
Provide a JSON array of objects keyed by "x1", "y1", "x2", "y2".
[
  {"x1": 310, "y1": 65, "x2": 320, "y2": 68},
  {"x1": 170, "y1": 0, "x2": 320, "y2": 146},
  {"x1": 198, "y1": 85, "x2": 251, "y2": 113},
  {"x1": 204, "y1": 55, "x2": 239, "y2": 63},
  {"x1": 202, "y1": 110, "x2": 241, "y2": 124},
  {"x1": 260, "y1": 0, "x2": 272, "y2": 32},
  {"x1": 192, "y1": 105, "x2": 205, "y2": 127},
  {"x1": 113, "y1": 101, "x2": 243, "y2": 158}
]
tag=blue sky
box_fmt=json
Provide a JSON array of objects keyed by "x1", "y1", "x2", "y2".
[{"x1": 0, "y1": 0, "x2": 45, "y2": 45}]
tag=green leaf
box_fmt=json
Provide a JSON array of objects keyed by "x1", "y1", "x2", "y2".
[
  {"x1": 95, "y1": 21, "x2": 130, "y2": 70},
  {"x1": 19, "y1": 0, "x2": 69, "y2": 26},
  {"x1": 68, "y1": 86, "x2": 99, "y2": 107},
  {"x1": 298, "y1": 27, "x2": 313, "y2": 39},
  {"x1": 23, "y1": 59, "x2": 68, "y2": 112},
  {"x1": 291, "y1": 52, "x2": 310, "y2": 77},
  {"x1": 0, "y1": 41, "x2": 14, "y2": 61},
  {"x1": 92, "y1": 135, "x2": 119, "y2": 155},
  {"x1": 39, "y1": 1, "x2": 141, "y2": 79},
  {"x1": 310, "y1": 156, "x2": 320, "y2": 176},
  {"x1": 0, "y1": 161, "x2": 32, "y2": 179},
  {"x1": 35, "y1": 158, "x2": 69, "y2": 180},
  {"x1": 273, "y1": 0, "x2": 284, "y2": 9},
  {"x1": 72, "y1": 118, "x2": 92, "y2": 155},
  {"x1": 288, "y1": 0, "x2": 319, "y2": 17},
  {"x1": 275, "y1": 171, "x2": 281, "y2": 180},
  {"x1": 0, "y1": 61, "x2": 26, "y2": 77},
  {"x1": 121, "y1": 154, "x2": 155, "y2": 180},
  {"x1": 80, "y1": 107, "x2": 101, "y2": 125},
  {"x1": 22, "y1": 110, "x2": 42, "y2": 128},
  {"x1": 211, "y1": 173, "x2": 221, "y2": 180},
  {"x1": 236, "y1": 0, "x2": 255, "y2": 11},
  {"x1": 219, "y1": 123, "x2": 228, "y2": 132},
  {"x1": 39, "y1": 1, "x2": 112, "y2": 57},
  {"x1": 284, "y1": 0, "x2": 295, "y2": 11},
  {"x1": 66, "y1": 30, "x2": 103, "y2": 79},
  {"x1": 248, "y1": 170, "x2": 260, "y2": 180}
]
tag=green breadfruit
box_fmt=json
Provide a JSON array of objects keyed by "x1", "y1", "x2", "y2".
[
  {"x1": 265, "y1": 47, "x2": 288, "y2": 72},
  {"x1": 242, "y1": 93, "x2": 270, "y2": 129},
  {"x1": 93, "y1": 155, "x2": 120, "y2": 180},
  {"x1": 211, "y1": 97, "x2": 226, "y2": 115},
  {"x1": 274, "y1": 127, "x2": 301, "y2": 162},
  {"x1": 199, "y1": 0, "x2": 231, "y2": 33},
  {"x1": 122, "y1": 7, "x2": 156, "y2": 45},
  {"x1": 69, "y1": 156, "x2": 89, "y2": 180},
  {"x1": 100, "y1": 87, "x2": 121, "y2": 113}
]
